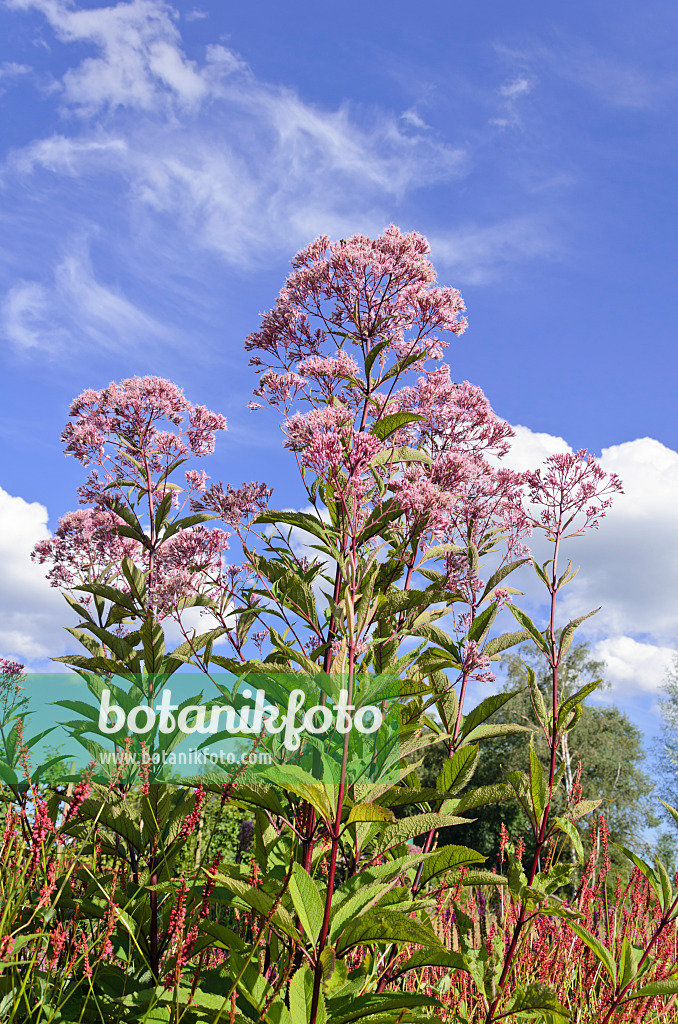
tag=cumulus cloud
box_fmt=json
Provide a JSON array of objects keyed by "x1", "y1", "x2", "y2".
[
  {"x1": 500, "y1": 426, "x2": 678, "y2": 697},
  {"x1": 0, "y1": 486, "x2": 70, "y2": 662},
  {"x1": 590, "y1": 636, "x2": 675, "y2": 698}
]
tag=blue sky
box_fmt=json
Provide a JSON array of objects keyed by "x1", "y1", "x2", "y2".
[{"x1": 1, "y1": 0, "x2": 677, "y2": 752}]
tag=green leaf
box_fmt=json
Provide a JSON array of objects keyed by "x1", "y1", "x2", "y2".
[
  {"x1": 370, "y1": 446, "x2": 431, "y2": 467},
  {"x1": 436, "y1": 745, "x2": 479, "y2": 795},
  {"x1": 553, "y1": 816, "x2": 584, "y2": 862},
  {"x1": 507, "y1": 604, "x2": 551, "y2": 658},
  {"x1": 373, "y1": 814, "x2": 468, "y2": 857},
  {"x1": 629, "y1": 978, "x2": 678, "y2": 1000},
  {"x1": 656, "y1": 856, "x2": 673, "y2": 911},
  {"x1": 483, "y1": 630, "x2": 531, "y2": 658},
  {"x1": 364, "y1": 339, "x2": 390, "y2": 380},
  {"x1": 140, "y1": 616, "x2": 165, "y2": 673},
  {"x1": 566, "y1": 921, "x2": 616, "y2": 983},
  {"x1": 504, "y1": 982, "x2": 569, "y2": 1021},
  {"x1": 76, "y1": 583, "x2": 138, "y2": 614},
  {"x1": 289, "y1": 965, "x2": 323, "y2": 1024},
  {"x1": 615, "y1": 845, "x2": 661, "y2": 902},
  {"x1": 336, "y1": 909, "x2": 441, "y2": 953},
  {"x1": 390, "y1": 948, "x2": 469, "y2": 979},
  {"x1": 450, "y1": 782, "x2": 516, "y2": 815},
  {"x1": 466, "y1": 602, "x2": 498, "y2": 645},
  {"x1": 556, "y1": 680, "x2": 601, "y2": 728},
  {"x1": 419, "y1": 845, "x2": 486, "y2": 886},
  {"x1": 289, "y1": 864, "x2": 325, "y2": 946},
  {"x1": 529, "y1": 742, "x2": 546, "y2": 823},
  {"x1": 659, "y1": 798, "x2": 678, "y2": 832},
  {"x1": 213, "y1": 875, "x2": 300, "y2": 941},
  {"x1": 347, "y1": 803, "x2": 394, "y2": 824},
  {"x1": 558, "y1": 608, "x2": 600, "y2": 662},
  {"x1": 526, "y1": 665, "x2": 549, "y2": 731},
  {"x1": 461, "y1": 691, "x2": 519, "y2": 741},
  {"x1": 480, "y1": 558, "x2": 531, "y2": 602},
  {"x1": 370, "y1": 411, "x2": 426, "y2": 441}
]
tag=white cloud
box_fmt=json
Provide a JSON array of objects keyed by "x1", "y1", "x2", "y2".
[
  {"x1": 499, "y1": 76, "x2": 534, "y2": 100},
  {"x1": 0, "y1": 486, "x2": 69, "y2": 662},
  {"x1": 2, "y1": 0, "x2": 556, "y2": 286},
  {"x1": 559, "y1": 53, "x2": 676, "y2": 110},
  {"x1": 8, "y1": 134, "x2": 128, "y2": 176},
  {"x1": 490, "y1": 74, "x2": 536, "y2": 129},
  {"x1": 590, "y1": 636, "x2": 675, "y2": 698},
  {"x1": 2, "y1": 281, "x2": 50, "y2": 349},
  {"x1": 1, "y1": 235, "x2": 169, "y2": 353},
  {"x1": 0, "y1": 61, "x2": 31, "y2": 79},
  {"x1": 430, "y1": 217, "x2": 555, "y2": 284},
  {"x1": 400, "y1": 108, "x2": 430, "y2": 130},
  {"x1": 6, "y1": 0, "x2": 218, "y2": 112},
  {"x1": 502, "y1": 428, "x2": 678, "y2": 647}
]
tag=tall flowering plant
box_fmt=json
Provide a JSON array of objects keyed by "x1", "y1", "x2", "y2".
[
  {"x1": 20, "y1": 227, "x2": 675, "y2": 1024},
  {"x1": 183, "y1": 228, "x2": 557, "y2": 1023}
]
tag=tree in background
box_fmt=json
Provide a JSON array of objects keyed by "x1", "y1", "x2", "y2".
[
  {"x1": 654, "y1": 648, "x2": 678, "y2": 862},
  {"x1": 420, "y1": 639, "x2": 657, "y2": 874}
]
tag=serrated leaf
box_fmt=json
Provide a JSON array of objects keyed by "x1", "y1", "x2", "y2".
[
  {"x1": 335, "y1": 909, "x2": 440, "y2": 953},
  {"x1": 419, "y1": 844, "x2": 486, "y2": 886},
  {"x1": 436, "y1": 745, "x2": 479, "y2": 795},
  {"x1": 507, "y1": 604, "x2": 551, "y2": 657},
  {"x1": 289, "y1": 864, "x2": 325, "y2": 946},
  {"x1": 505, "y1": 982, "x2": 569, "y2": 1020},
  {"x1": 347, "y1": 803, "x2": 394, "y2": 824},
  {"x1": 558, "y1": 608, "x2": 600, "y2": 662}
]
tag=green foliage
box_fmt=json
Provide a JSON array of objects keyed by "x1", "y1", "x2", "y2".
[{"x1": 419, "y1": 641, "x2": 657, "y2": 876}]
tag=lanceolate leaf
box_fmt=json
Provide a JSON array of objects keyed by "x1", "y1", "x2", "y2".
[
  {"x1": 336, "y1": 909, "x2": 440, "y2": 953},
  {"x1": 557, "y1": 608, "x2": 600, "y2": 663},
  {"x1": 557, "y1": 680, "x2": 602, "y2": 728},
  {"x1": 566, "y1": 921, "x2": 616, "y2": 983},
  {"x1": 436, "y1": 745, "x2": 479, "y2": 795},
  {"x1": 507, "y1": 605, "x2": 551, "y2": 658},
  {"x1": 373, "y1": 814, "x2": 468, "y2": 856},
  {"x1": 390, "y1": 949, "x2": 469, "y2": 978},
  {"x1": 370, "y1": 411, "x2": 426, "y2": 441},
  {"x1": 504, "y1": 982, "x2": 569, "y2": 1021},
  {"x1": 418, "y1": 845, "x2": 486, "y2": 886},
  {"x1": 289, "y1": 864, "x2": 324, "y2": 945},
  {"x1": 460, "y1": 691, "x2": 518, "y2": 741}
]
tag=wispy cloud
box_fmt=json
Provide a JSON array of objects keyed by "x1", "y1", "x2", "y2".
[
  {"x1": 3, "y1": 0, "x2": 467, "y2": 273},
  {"x1": 430, "y1": 216, "x2": 555, "y2": 284},
  {"x1": 491, "y1": 74, "x2": 536, "y2": 128},
  {"x1": 2, "y1": 234, "x2": 169, "y2": 353}
]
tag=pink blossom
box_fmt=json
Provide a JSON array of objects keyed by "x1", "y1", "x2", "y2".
[
  {"x1": 193, "y1": 481, "x2": 273, "y2": 528},
  {"x1": 62, "y1": 377, "x2": 226, "y2": 475},
  {"x1": 396, "y1": 366, "x2": 514, "y2": 458},
  {"x1": 524, "y1": 449, "x2": 623, "y2": 538},
  {"x1": 31, "y1": 508, "x2": 140, "y2": 591},
  {"x1": 245, "y1": 226, "x2": 467, "y2": 397}
]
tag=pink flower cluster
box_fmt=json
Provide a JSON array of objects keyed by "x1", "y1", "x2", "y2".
[
  {"x1": 153, "y1": 525, "x2": 231, "y2": 619},
  {"x1": 396, "y1": 365, "x2": 514, "y2": 458},
  {"x1": 192, "y1": 480, "x2": 273, "y2": 528},
  {"x1": 62, "y1": 377, "x2": 226, "y2": 470},
  {"x1": 32, "y1": 509, "x2": 140, "y2": 591},
  {"x1": 524, "y1": 449, "x2": 623, "y2": 538},
  {"x1": 245, "y1": 226, "x2": 467, "y2": 388}
]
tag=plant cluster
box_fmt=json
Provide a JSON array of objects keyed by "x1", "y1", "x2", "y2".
[{"x1": 1, "y1": 227, "x2": 675, "y2": 1024}]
